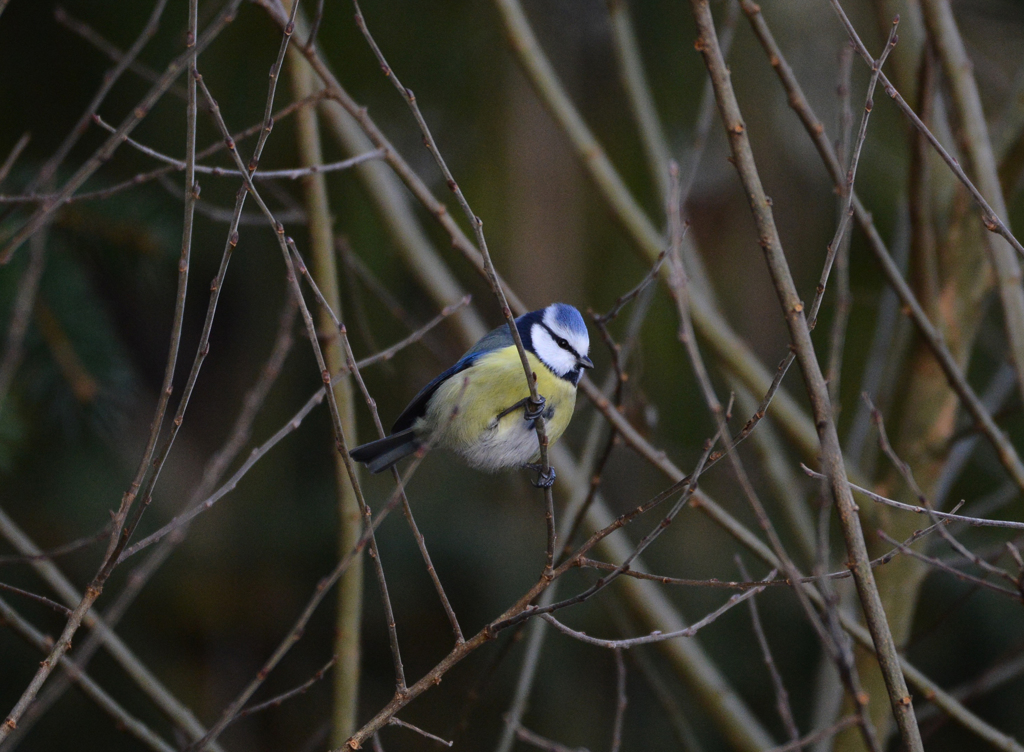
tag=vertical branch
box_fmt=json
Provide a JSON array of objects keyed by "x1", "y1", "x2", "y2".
[
  {"x1": 666, "y1": 155, "x2": 881, "y2": 750},
  {"x1": 908, "y1": 46, "x2": 939, "y2": 320},
  {"x1": 918, "y1": 0, "x2": 1024, "y2": 406},
  {"x1": 688, "y1": 3, "x2": 922, "y2": 749},
  {"x1": 258, "y1": 8, "x2": 771, "y2": 750},
  {"x1": 285, "y1": 37, "x2": 363, "y2": 746},
  {"x1": 490, "y1": 0, "x2": 820, "y2": 460},
  {"x1": 605, "y1": 0, "x2": 671, "y2": 201},
  {"x1": 610, "y1": 649, "x2": 627, "y2": 752},
  {"x1": 292, "y1": 250, "x2": 465, "y2": 645},
  {"x1": 826, "y1": 42, "x2": 855, "y2": 408}
]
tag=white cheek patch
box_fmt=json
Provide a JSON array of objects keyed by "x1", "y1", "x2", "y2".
[
  {"x1": 541, "y1": 306, "x2": 590, "y2": 361},
  {"x1": 531, "y1": 324, "x2": 577, "y2": 377}
]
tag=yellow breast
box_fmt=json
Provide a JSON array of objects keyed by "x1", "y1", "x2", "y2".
[{"x1": 421, "y1": 345, "x2": 578, "y2": 470}]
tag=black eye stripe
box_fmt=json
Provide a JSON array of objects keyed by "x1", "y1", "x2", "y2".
[{"x1": 541, "y1": 323, "x2": 578, "y2": 358}]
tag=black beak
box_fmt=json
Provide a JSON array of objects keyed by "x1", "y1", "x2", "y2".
[{"x1": 578, "y1": 355, "x2": 594, "y2": 369}]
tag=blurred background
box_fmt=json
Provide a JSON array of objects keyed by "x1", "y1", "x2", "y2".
[{"x1": 1, "y1": 0, "x2": 1023, "y2": 750}]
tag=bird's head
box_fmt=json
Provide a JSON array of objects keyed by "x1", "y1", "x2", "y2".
[{"x1": 524, "y1": 303, "x2": 593, "y2": 385}]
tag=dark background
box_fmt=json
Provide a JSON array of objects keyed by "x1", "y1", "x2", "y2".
[{"x1": 1, "y1": 0, "x2": 1023, "y2": 750}]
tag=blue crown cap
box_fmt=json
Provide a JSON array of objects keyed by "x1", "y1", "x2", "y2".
[{"x1": 548, "y1": 303, "x2": 587, "y2": 336}]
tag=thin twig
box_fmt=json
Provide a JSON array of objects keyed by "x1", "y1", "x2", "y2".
[
  {"x1": 230, "y1": 656, "x2": 337, "y2": 726},
  {"x1": 496, "y1": 361, "x2": 646, "y2": 752},
  {"x1": 53, "y1": 5, "x2": 187, "y2": 99},
  {"x1": 0, "y1": 582, "x2": 72, "y2": 616},
  {"x1": 91, "y1": 115, "x2": 383, "y2": 178},
  {"x1": 578, "y1": 512, "x2": 955, "y2": 589},
  {"x1": 188, "y1": 387, "x2": 463, "y2": 752},
  {"x1": 0, "y1": 90, "x2": 331, "y2": 207},
  {"x1": 492, "y1": 420, "x2": 728, "y2": 634},
  {"x1": 539, "y1": 572, "x2": 774, "y2": 649},
  {"x1": 387, "y1": 717, "x2": 453, "y2": 748},
  {"x1": 0, "y1": 0, "x2": 244, "y2": 264},
  {"x1": 766, "y1": 716, "x2": 860, "y2": 752},
  {"x1": 688, "y1": 4, "x2": 922, "y2": 748},
  {"x1": 0, "y1": 524, "x2": 111, "y2": 565},
  {"x1": 289, "y1": 240, "x2": 465, "y2": 644},
  {"x1": 351, "y1": 295, "x2": 470, "y2": 371},
  {"x1": 610, "y1": 649, "x2": 627, "y2": 752},
  {"x1": 736, "y1": 557, "x2": 800, "y2": 746},
  {"x1": 285, "y1": 34, "x2": 366, "y2": 743},
  {"x1": 560, "y1": 252, "x2": 665, "y2": 559},
  {"x1": 515, "y1": 726, "x2": 590, "y2": 752},
  {"x1": 800, "y1": 465, "x2": 1024, "y2": 531},
  {"x1": 827, "y1": 2, "x2": 1024, "y2": 259},
  {"x1": 812, "y1": 19, "x2": 898, "y2": 330},
  {"x1": 0, "y1": 597, "x2": 177, "y2": 752},
  {"x1": 283, "y1": 239, "x2": 407, "y2": 691},
  {"x1": 868, "y1": 398, "x2": 1023, "y2": 590},
  {"x1": 876, "y1": 530, "x2": 1021, "y2": 601},
  {"x1": 0, "y1": 133, "x2": 30, "y2": 186}
]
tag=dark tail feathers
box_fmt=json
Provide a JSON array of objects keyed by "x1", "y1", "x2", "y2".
[{"x1": 349, "y1": 429, "x2": 422, "y2": 474}]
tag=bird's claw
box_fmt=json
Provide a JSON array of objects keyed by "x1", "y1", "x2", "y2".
[
  {"x1": 525, "y1": 463, "x2": 556, "y2": 488},
  {"x1": 524, "y1": 395, "x2": 546, "y2": 421},
  {"x1": 496, "y1": 395, "x2": 546, "y2": 423}
]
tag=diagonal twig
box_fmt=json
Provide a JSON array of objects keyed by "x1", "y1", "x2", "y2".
[{"x1": 688, "y1": 3, "x2": 923, "y2": 748}]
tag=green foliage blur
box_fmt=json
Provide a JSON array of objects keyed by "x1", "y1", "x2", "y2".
[{"x1": 2, "y1": 0, "x2": 1024, "y2": 751}]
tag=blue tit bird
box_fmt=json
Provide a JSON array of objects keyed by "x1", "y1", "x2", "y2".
[{"x1": 349, "y1": 302, "x2": 593, "y2": 486}]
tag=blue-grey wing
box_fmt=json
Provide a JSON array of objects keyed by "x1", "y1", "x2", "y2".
[
  {"x1": 390, "y1": 323, "x2": 516, "y2": 433},
  {"x1": 463, "y1": 323, "x2": 514, "y2": 358}
]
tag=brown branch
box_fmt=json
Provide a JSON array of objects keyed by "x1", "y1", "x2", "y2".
[
  {"x1": 876, "y1": 531, "x2": 1021, "y2": 602},
  {"x1": 230, "y1": 656, "x2": 337, "y2": 726},
  {"x1": 387, "y1": 717, "x2": 452, "y2": 748},
  {"x1": 688, "y1": 3, "x2": 922, "y2": 748},
  {"x1": 736, "y1": 557, "x2": 800, "y2": 746},
  {"x1": 538, "y1": 572, "x2": 774, "y2": 649},
  {"x1": 0, "y1": 582, "x2": 72, "y2": 616},
  {"x1": 0, "y1": 597, "x2": 177, "y2": 752},
  {"x1": 0, "y1": 133, "x2": 29, "y2": 186}
]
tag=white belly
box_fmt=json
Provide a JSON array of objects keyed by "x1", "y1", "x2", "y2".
[{"x1": 459, "y1": 411, "x2": 549, "y2": 471}]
